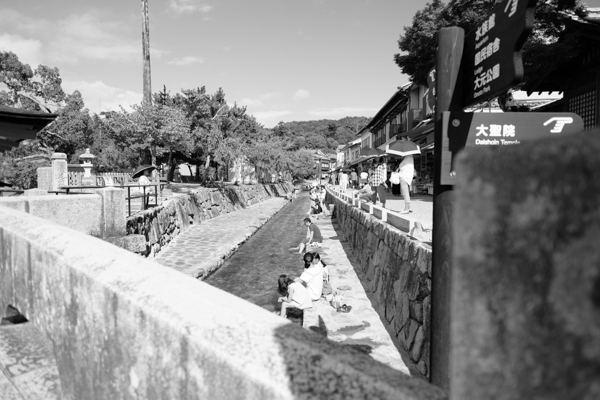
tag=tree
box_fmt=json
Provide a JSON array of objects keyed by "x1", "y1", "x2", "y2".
[
  {"x1": 106, "y1": 102, "x2": 192, "y2": 169},
  {"x1": 0, "y1": 51, "x2": 65, "y2": 111},
  {"x1": 38, "y1": 90, "x2": 94, "y2": 157},
  {"x1": 394, "y1": 0, "x2": 587, "y2": 86}
]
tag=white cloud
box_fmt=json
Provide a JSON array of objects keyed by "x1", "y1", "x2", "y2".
[
  {"x1": 260, "y1": 92, "x2": 281, "y2": 100},
  {"x1": 238, "y1": 92, "x2": 282, "y2": 108},
  {"x1": 239, "y1": 98, "x2": 264, "y2": 107},
  {"x1": 169, "y1": 0, "x2": 213, "y2": 14},
  {"x1": 62, "y1": 79, "x2": 142, "y2": 113},
  {"x1": 0, "y1": 34, "x2": 42, "y2": 67},
  {"x1": 293, "y1": 89, "x2": 310, "y2": 100},
  {"x1": 253, "y1": 110, "x2": 293, "y2": 127},
  {"x1": 168, "y1": 56, "x2": 205, "y2": 66},
  {"x1": 308, "y1": 107, "x2": 377, "y2": 117},
  {"x1": 0, "y1": 10, "x2": 165, "y2": 65}
]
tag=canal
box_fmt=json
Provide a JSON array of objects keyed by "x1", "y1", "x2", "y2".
[{"x1": 204, "y1": 192, "x2": 320, "y2": 315}]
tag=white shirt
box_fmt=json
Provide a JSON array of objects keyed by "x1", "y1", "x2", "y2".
[
  {"x1": 398, "y1": 155, "x2": 415, "y2": 186},
  {"x1": 289, "y1": 282, "x2": 312, "y2": 310},
  {"x1": 300, "y1": 264, "x2": 324, "y2": 300}
]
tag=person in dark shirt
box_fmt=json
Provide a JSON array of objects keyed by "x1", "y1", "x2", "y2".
[{"x1": 289, "y1": 217, "x2": 323, "y2": 253}]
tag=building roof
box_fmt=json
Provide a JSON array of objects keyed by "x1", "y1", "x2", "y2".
[
  {"x1": 365, "y1": 88, "x2": 409, "y2": 130},
  {"x1": 0, "y1": 105, "x2": 57, "y2": 152}
]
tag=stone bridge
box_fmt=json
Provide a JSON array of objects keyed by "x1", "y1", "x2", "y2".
[{"x1": 1, "y1": 131, "x2": 599, "y2": 399}]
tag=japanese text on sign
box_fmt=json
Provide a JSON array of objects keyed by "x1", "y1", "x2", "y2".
[{"x1": 475, "y1": 13, "x2": 496, "y2": 40}]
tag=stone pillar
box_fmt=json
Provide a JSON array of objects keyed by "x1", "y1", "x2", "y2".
[
  {"x1": 36, "y1": 167, "x2": 52, "y2": 191},
  {"x1": 51, "y1": 153, "x2": 67, "y2": 192},
  {"x1": 452, "y1": 130, "x2": 600, "y2": 400},
  {"x1": 94, "y1": 187, "x2": 126, "y2": 238}
]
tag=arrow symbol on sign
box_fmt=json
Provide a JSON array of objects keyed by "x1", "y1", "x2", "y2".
[
  {"x1": 504, "y1": 0, "x2": 518, "y2": 17},
  {"x1": 543, "y1": 117, "x2": 574, "y2": 133}
]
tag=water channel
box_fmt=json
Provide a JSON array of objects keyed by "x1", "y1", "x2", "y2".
[{"x1": 205, "y1": 192, "x2": 321, "y2": 316}]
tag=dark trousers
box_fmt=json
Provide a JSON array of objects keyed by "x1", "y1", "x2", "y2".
[{"x1": 371, "y1": 184, "x2": 386, "y2": 206}]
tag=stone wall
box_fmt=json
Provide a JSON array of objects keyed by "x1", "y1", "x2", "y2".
[
  {"x1": 0, "y1": 206, "x2": 446, "y2": 400},
  {"x1": 325, "y1": 190, "x2": 432, "y2": 378},
  {"x1": 124, "y1": 182, "x2": 292, "y2": 258}
]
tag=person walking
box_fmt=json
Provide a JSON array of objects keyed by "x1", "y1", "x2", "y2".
[
  {"x1": 331, "y1": 171, "x2": 337, "y2": 186},
  {"x1": 398, "y1": 155, "x2": 415, "y2": 214},
  {"x1": 339, "y1": 170, "x2": 349, "y2": 192},
  {"x1": 350, "y1": 169, "x2": 358, "y2": 189},
  {"x1": 369, "y1": 157, "x2": 387, "y2": 208}
]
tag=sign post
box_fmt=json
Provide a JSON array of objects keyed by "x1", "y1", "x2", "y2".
[
  {"x1": 431, "y1": 0, "x2": 544, "y2": 390},
  {"x1": 462, "y1": 0, "x2": 537, "y2": 107}
]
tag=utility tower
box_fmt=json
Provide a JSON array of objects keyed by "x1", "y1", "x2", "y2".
[{"x1": 141, "y1": 0, "x2": 152, "y2": 104}]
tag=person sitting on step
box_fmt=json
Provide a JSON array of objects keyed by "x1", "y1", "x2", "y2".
[
  {"x1": 289, "y1": 218, "x2": 323, "y2": 253},
  {"x1": 277, "y1": 274, "x2": 312, "y2": 317},
  {"x1": 298, "y1": 252, "x2": 324, "y2": 301}
]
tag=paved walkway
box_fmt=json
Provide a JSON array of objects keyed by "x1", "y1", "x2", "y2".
[
  {"x1": 303, "y1": 214, "x2": 414, "y2": 375},
  {"x1": 334, "y1": 185, "x2": 433, "y2": 230},
  {"x1": 155, "y1": 197, "x2": 290, "y2": 278}
]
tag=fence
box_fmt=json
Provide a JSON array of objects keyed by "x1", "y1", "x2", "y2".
[{"x1": 67, "y1": 172, "x2": 133, "y2": 187}]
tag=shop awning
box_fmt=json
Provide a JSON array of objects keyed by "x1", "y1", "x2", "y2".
[{"x1": 0, "y1": 105, "x2": 57, "y2": 152}]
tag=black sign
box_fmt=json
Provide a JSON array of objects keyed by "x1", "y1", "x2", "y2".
[
  {"x1": 462, "y1": 0, "x2": 537, "y2": 107},
  {"x1": 440, "y1": 111, "x2": 584, "y2": 185}
]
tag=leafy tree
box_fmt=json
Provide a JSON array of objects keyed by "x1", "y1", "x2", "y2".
[
  {"x1": 0, "y1": 140, "x2": 49, "y2": 189},
  {"x1": 394, "y1": 0, "x2": 587, "y2": 86},
  {"x1": 38, "y1": 90, "x2": 94, "y2": 157},
  {"x1": 106, "y1": 102, "x2": 192, "y2": 170},
  {"x1": 0, "y1": 51, "x2": 65, "y2": 111}
]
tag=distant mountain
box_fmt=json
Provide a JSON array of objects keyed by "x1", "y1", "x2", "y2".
[{"x1": 270, "y1": 116, "x2": 371, "y2": 153}]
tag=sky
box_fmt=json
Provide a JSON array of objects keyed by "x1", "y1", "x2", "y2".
[{"x1": 2, "y1": 0, "x2": 599, "y2": 128}]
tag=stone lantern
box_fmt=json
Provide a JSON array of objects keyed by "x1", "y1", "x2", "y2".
[{"x1": 79, "y1": 148, "x2": 96, "y2": 186}]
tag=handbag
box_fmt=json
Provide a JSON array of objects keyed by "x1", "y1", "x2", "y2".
[{"x1": 390, "y1": 171, "x2": 401, "y2": 185}]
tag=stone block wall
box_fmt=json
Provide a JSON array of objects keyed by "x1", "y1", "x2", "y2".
[
  {"x1": 125, "y1": 182, "x2": 292, "y2": 257},
  {"x1": 326, "y1": 190, "x2": 432, "y2": 378}
]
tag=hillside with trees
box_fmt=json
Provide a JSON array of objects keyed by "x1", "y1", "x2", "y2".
[{"x1": 271, "y1": 116, "x2": 371, "y2": 153}]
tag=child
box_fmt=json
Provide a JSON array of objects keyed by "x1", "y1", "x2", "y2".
[{"x1": 277, "y1": 275, "x2": 312, "y2": 317}]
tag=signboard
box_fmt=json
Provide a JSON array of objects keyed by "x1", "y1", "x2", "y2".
[
  {"x1": 462, "y1": 0, "x2": 537, "y2": 107},
  {"x1": 440, "y1": 112, "x2": 584, "y2": 185}
]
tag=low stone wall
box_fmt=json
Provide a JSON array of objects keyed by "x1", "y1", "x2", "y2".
[
  {"x1": 124, "y1": 182, "x2": 292, "y2": 257},
  {"x1": 0, "y1": 188, "x2": 125, "y2": 239},
  {"x1": 325, "y1": 190, "x2": 432, "y2": 378},
  {"x1": 0, "y1": 206, "x2": 446, "y2": 400}
]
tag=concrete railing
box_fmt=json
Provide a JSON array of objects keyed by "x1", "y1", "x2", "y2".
[
  {"x1": 0, "y1": 206, "x2": 446, "y2": 400},
  {"x1": 324, "y1": 187, "x2": 433, "y2": 378},
  {"x1": 0, "y1": 187, "x2": 125, "y2": 239}
]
